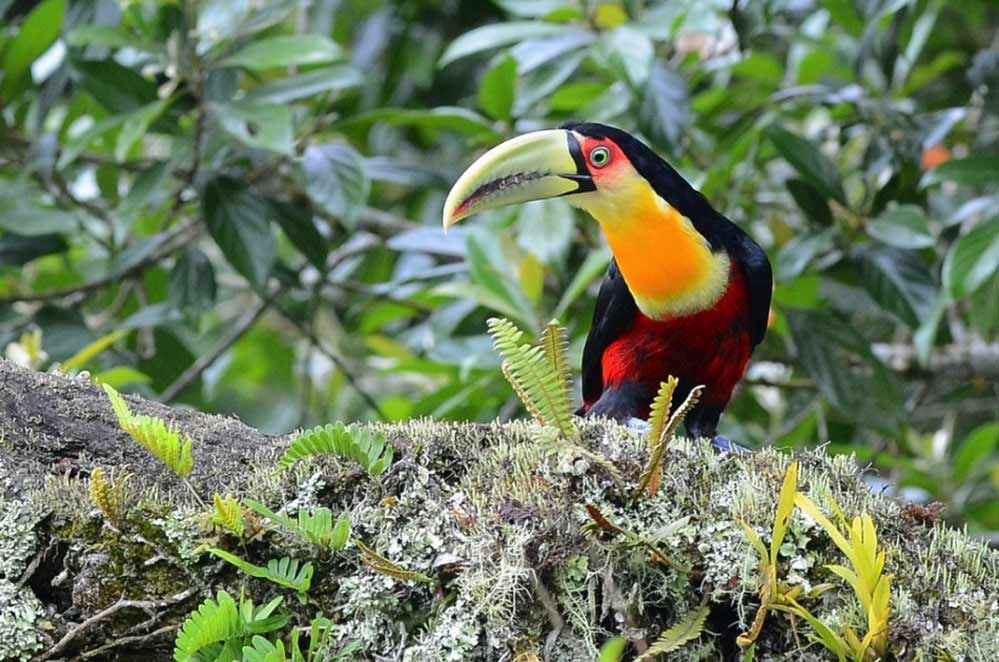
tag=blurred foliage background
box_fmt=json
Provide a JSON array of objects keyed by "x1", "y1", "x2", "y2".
[{"x1": 1, "y1": 0, "x2": 997, "y2": 535}]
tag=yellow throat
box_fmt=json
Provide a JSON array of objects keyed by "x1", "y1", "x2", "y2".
[{"x1": 570, "y1": 180, "x2": 731, "y2": 320}]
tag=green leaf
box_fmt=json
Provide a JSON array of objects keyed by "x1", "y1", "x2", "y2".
[
  {"x1": 639, "y1": 59, "x2": 691, "y2": 147},
  {"x1": 775, "y1": 229, "x2": 835, "y2": 282},
  {"x1": 855, "y1": 245, "x2": 937, "y2": 328},
  {"x1": 765, "y1": 126, "x2": 846, "y2": 205},
  {"x1": 923, "y1": 157, "x2": 999, "y2": 187},
  {"x1": 553, "y1": 246, "x2": 612, "y2": 318},
  {"x1": 439, "y1": 21, "x2": 575, "y2": 67},
  {"x1": 337, "y1": 106, "x2": 500, "y2": 138},
  {"x1": 169, "y1": 248, "x2": 217, "y2": 312},
  {"x1": 787, "y1": 309, "x2": 902, "y2": 427},
  {"x1": 116, "y1": 98, "x2": 171, "y2": 161},
  {"x1": 73, "y1": 58, "x2": 159, "y2": 113},
  {"x1": 66, "y1": 24, "x2": 156, "y2": 52},
  {"x1": 479, "y1": 55, "x2": 517, "y2": 121},
  {"x1": 596, "y1": 25, "x2": 653, "y2": 87},
  {"x1": 867, "y1": 205, "x2": 935, "y2": 249},
  {"x1": 300, "y1": 143, "x2": 370, "y2": 229},
  {"x1": 62, "y1": 330, "x2": 127, "y2": 372},
  {"x1": 221, "y1": 34, "x2": 343, "y2": 70},
  {"x1": 201, "y1": 176, "x2": 276, "y2": 289},
  {"x1": 0, "y1": 204, "x2": 77, "y2": 236},
  {"x1": 0, "y1": 234, "x2": 67, "y2": 266},
  {"x1": 244, "y1": 65, "x2": 363, "y2": 104},
  {"x1": 786, "y1": 179, "x2": 833, "y2": 226},
  {"x1": 212, "y1": 102, "x2": 294, "y2": 155},
  {"x1": 597, "y1": 637, "x2": 626, "y2": 662},
  {"x1": 943, "y1": 218, "x2": 999, "y2": 298},
  {"x1": 0, "y1": 0, "x2": 65, "y2": 101},
  {"x1": 494, "y1": 0, "x2": 574, "y2": 17},
  {"x1": 271, "y1": 199, "x2": 328, "y2": 268},
  {"x1": 953, "y1": 422, "x2": 999, "y2": 483},
  {"x1": 466, "y1": 230, "x2": 537, "y2": 332}
]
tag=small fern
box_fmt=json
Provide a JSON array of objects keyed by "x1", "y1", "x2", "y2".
[
  {"x1": 635, "y1": 605, "x2": 710, "y2": 661},
  {"x1": 278, "y1": 422, "x2": 393, "y2": 477},
  {"x1": 212, "y1": 493, "x2": 245, "y2": 537},
  {"x1": 103, "y1": 383, "x2": 195, "y2": 478},
  {"x1": 633, "y1": 377, "x2": 701, "y2": 499},
  {"x1": 245, "y1": 499, "x2": 350, "y2": 551},
  {"x1": 488, "y1": 317, "x2": 577, "y2": 440},
  {"x1": 88, "y1": 465, "x2": 130, "y2": 527},
  {"x1": 209, "y1": 548, "x2": 313, "y2": 597},
  {"x1": 173, "y1": 591, "x2": 242, "y2": 661},
  {"x1": 356, "y1": 540, "x2": 434, "y2": 584},
  {"x1": 173, "y1": 591, "x2": 287, "y2": 662},
  {"x1": 242, "y1": 636, "x2": 286, "y2": 662}
]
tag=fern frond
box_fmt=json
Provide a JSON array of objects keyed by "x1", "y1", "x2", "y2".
[
  {"x1": 89, "y1": 465, "x2": 130, "y2": 526},
  {"x1": 173, "y1": 591, "x2": 242, "y2": 662},
  {"x1": 209, "y1": 548, "x2": 313, "y2": 595},
  {"x1": 245, "y1": 499, "x2": 350, "y2": 551},
  {"x1": 277, "y1": 422, "x2": 393, "y2": 477},
  {"x1": 540, "y1": 319, "x2": 572, "y2": 395},
  {"x1": 103, "y1": 384, "x2": 195, "y2": 477},
  {"x1": 662, "y1": 383, "x2": 704, "y2": 443},
  {"x1": 212, "y1": 493, "x2": 245, "y2": 537},
  {"x1": 356, "y1": 540, "x2": 434, "y2": 584},
  {"x1": 634, "y1": 377, "x2": 679, "y2": 499},
  {"x1": 242, "y1": 636, "x2": 286, "y2": 662},
  {"x1": 636, "y1": 605, "x2": 710, "y2": 660},
  {"x1": 488, "y1": 317, "x2": 577, "y2": 440}
]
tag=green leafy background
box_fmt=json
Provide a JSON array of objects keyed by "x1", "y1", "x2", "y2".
[{"x1": 1, "y1": 0, "x2": 996, "y2": 534}]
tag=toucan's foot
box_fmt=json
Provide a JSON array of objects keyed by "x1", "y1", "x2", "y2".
[
  {"x1": 625, "y1": 417, "x2": 651, "y2": 432},
  {"x1": 711, "y1": 435, "x2": 748, "y2": 453}
]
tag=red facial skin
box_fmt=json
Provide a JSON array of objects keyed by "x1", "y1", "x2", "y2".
[
  {"x1": 583, "y1": 263, "x2": 752, "y2": 420},
  {"x1": 577, "y1": 135, "x2": 630, "y2": 184}
]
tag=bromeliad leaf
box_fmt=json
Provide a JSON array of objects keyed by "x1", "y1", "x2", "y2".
[
  {"x1": 277, "y1": 422, "x2": 393, "y2": 477},
  {"x1": 103, "y1": 384, "x2": 195, "y2": 477}
]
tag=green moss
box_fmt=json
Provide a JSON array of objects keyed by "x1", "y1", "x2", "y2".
[{"x1": 10, "y1": 419, "x2": 999, "y2": 660}]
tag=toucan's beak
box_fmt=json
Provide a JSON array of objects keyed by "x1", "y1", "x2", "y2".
[{"x1": 442, "y1": 129, "x2": 593, "y2": 229}]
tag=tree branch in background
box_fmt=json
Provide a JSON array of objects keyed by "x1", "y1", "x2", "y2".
[
  {"x1": 0, "y1": 220, "x2": 200, "y2": 306},
  {"x1": 872, "y1": 342, "x2": 999, "y2": 380},
  {"x1": 274, "y1": 304, "x2": 385, "y2": 420},
  {"x1": 158, "y1": 284, "x2": 287, "y2": 403}
]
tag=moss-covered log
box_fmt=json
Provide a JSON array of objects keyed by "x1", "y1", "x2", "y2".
[{"x1": 1, "y1": 360, "x2": 997, "y2": 661}]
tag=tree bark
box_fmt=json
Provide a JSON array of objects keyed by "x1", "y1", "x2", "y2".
[{"x1": 0, "y1": 359, "x2": 996, "y2": 662}]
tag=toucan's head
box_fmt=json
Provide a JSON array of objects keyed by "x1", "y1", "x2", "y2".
[
  {"x1": 443, "y1": 122, "x2": 665, "y2": 230},
  {"x1": 443, "y1": 122, "x2": 736, "y2": 319}
]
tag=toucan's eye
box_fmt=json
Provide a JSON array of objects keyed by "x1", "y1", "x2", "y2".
[{"x1": 589, "y1": 146, "x2": 611, "y2": 168}]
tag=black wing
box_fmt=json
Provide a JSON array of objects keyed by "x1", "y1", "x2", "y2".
[
  {"x1": 727, "y1": 226, "x2": 773, "y2": 348},
  {"x1": 580, "y1": 260, "x2": 638, "y2": 407}
]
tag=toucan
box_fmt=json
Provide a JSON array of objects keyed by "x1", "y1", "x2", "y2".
[{"x1": 442, "y1": 122, "x2": 772, "y2": 447}]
